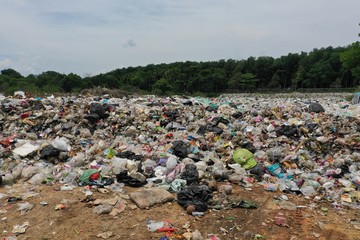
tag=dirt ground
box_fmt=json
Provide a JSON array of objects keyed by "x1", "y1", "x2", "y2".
[{"x1": 1, "y1": 182, "x2": 359, "y2": 240}]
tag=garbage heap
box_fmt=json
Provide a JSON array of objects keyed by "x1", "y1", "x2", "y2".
[{"x1": 0, "y1": 92, "x2": 359, "y2": 211}]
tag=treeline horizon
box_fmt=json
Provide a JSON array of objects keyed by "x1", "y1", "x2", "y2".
[{"x1": 1, "y1": 42, "x2": 359, "y2": 96}]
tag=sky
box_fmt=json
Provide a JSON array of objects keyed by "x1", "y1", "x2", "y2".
[{"x1": 0, "y1": 0, "x2": 359, "y2": 77}]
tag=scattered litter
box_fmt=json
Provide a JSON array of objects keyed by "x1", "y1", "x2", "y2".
[
  {"x1": 17, "y1": 202, "x2": 34, "y2": 214},
  {"x1": 54, "y1": 204, "x2": 66, "y2": 210},
  {"x1": 97, "y1": 231, "x2": 114, "y2": 239},
  {"x1": 12, "y1": 221, "x2": 30, "y2": 234}
]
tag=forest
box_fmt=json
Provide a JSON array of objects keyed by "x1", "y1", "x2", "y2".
[{"x1": 0, "y1": 42, "x2": 359, "y2": 96}]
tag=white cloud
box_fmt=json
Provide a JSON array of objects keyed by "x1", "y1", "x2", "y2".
[
  {"x1": 0, "y1": 0, "x2": 359, "y2": 76},
  {"x1": 123, "y1": 39, "x2": 137, "y2": 48},
  {"x1": 0, "y1": 59, "x2": 13, "y2": 69},
  {"x1": 0, "y1": 53, "x2": 40, "y2": 75}
]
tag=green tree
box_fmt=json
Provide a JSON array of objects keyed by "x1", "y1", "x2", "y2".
[
  {"x1": 0, "y1": 74, "x2": 12, "y2": 94},
  {"x1": 152, "y1": 78, "x2": 172, "y2": 94},
  {"x1": 307, "y1": 60, "x2": 335, "y2": 88},
  {"x1": 35, "y1": 71, "x2": 65, "y2": 92},
  {"x1": 254, "y1": 56, "x2": 275, "y2": 87},
  {"x1": 340, "y1": 42, "x2": 360, "y2": 85},
  {"x1": 228, "y1": 72, "x2": 258, "y2": 91},
  {"x1": 268, "y1": 73, "x2": 281, "y2": 88},
  {"x1": 1, "y1": 68, "x2": 23, "y2": 78},
  {"x1": 62, "y1": 73, "x2": 83, "y2": 92},
  {"x1": 292, "y1": 67, "x2": 306, "y2": 89}
]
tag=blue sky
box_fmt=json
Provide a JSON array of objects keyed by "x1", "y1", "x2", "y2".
[{"x1": 0, "y1": 0, "x2": 359, "y2": 76}]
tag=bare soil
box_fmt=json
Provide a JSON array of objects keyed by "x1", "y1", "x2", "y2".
[{"x1": 1, "y1": 182, "x2": 359, "y2": 240}]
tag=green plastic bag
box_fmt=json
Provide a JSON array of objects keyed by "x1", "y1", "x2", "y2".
[
  {"x1": 233, "y1": 148, "x2": 257, "y2": 170},
  {"x1": 79, "y1": 169, "x2": 101, "y2": 184},
  {"x1": 104, "y1": 148, "x2": 117, "y2": 159}
]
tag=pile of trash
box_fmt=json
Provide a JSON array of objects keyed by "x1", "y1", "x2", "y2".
[
  {"x1": 80, "y1": 87, "x2": 129, "y2": 98},
  {"x1": 0, "y1": 91, "x2": 360, "y2": 214}
]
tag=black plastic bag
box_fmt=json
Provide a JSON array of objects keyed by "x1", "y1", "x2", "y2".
[
  {"x1": 116, "y1": 151, "x2": 143, "y2": 161},
  {"x1": 241, "y1": 141, "x2": 256, "y2": 153},
  {"x1": 40, "y1": 145, "x2": 60, "y2": 161},
  {"x1": 232, "y1": 112, "x2": 243, "y2": 119},
  {"x1": 212, "y1": 117, "x2": 230, "y2": 125},
  {"x1": 308, "y1": 102, "x2": 325, "y2": 113},
  {"x1": 197, "y1": 126, "x2": 207, "y2": 135},
  {"x1": 84, "y1": 113, "x2": 100, "y2": 124},
  {"x1": 79, "y1": 178, "x2": 114, "y2": 187},
  {"x1": 116, "y1": 170, "x2": 146, "y2": 187},
  {"x1": 197, "y1": 125, "x2": 223, "y2": 135},
  {"x1": 276, "y1": 125, "x2": 299, "y2": 137},
  {"x1": 210, "y1": 126, "x2": 223, "y2": 135},
  {"x1": 249, "y1": 163, "x2": 266, "y2": 181},
  {"x1": 182, "y1": 100, "x2": 193, "y2": 106},
  {"x1": 180, "y1": 164, "x2": 199, "y2": 185},
  {"x1": 172, "y1": 140, "x2": 189, "y2": 158},
  {"x1": 90, "y1": 103, "x2": 110, "y2": 119},
  {"x1": 177, "y1": 184, "x2": 212, "y2": 212}
]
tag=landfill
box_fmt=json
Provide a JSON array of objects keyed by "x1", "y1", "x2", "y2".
[{"x1": 0, "y1": 91, "x2": 360, "y2": 239}]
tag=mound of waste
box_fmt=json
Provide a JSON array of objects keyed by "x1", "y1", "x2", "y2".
[{"x1": 0, "y1": 92, "x2": 359, "y2": 212}]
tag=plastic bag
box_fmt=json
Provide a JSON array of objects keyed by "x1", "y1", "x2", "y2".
[
  {"x1": 266, "y1": 163, "x2": 293, "y2": 179},
  {"x1": 90, "y1": 102, "x2": 109, "y2": 119},
  {"x1": 275, "y1": 125, "x2": 299, "y2": 138},
  {"x1": 180, "y1": 164, "x2": 199, "y2": 185},
  {"x1": 40, "y1": 145, "x2": 60, "y2": 161},
  {"x1": 177, "y1": 184, "x2": 212, "y2": 212},
  {"x1": 116, "y1": 151, "x2": 143, "y2": 161},
  {"x1": 52, "y1": 136, "x2": 71, "y2": 151},
  {"x1": 166, "y1": 156, "x2": 178, "y2": 171},
  {"x1": 79, "y1": 169, "x2": 101, "y2": 184},
  {"x1": 172, "y1": 140, "x2": 189, "y2": 158},
  {"x1": 233, "y1": 148, "x2": 257, "y2": 170},
  {"x1": 116, "y1": 170, "x2": 146, "y2": 187},
  {"x1": 308, "y1": 102, "x2": 325, "y2": 113},
  {"x1": 229, "y1": 200, "x2": 258, "y2": 209}
]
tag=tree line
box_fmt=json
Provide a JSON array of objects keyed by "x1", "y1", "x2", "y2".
[{"x1": 1, "y1": 42, "x2": 359, "y2": 96}]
